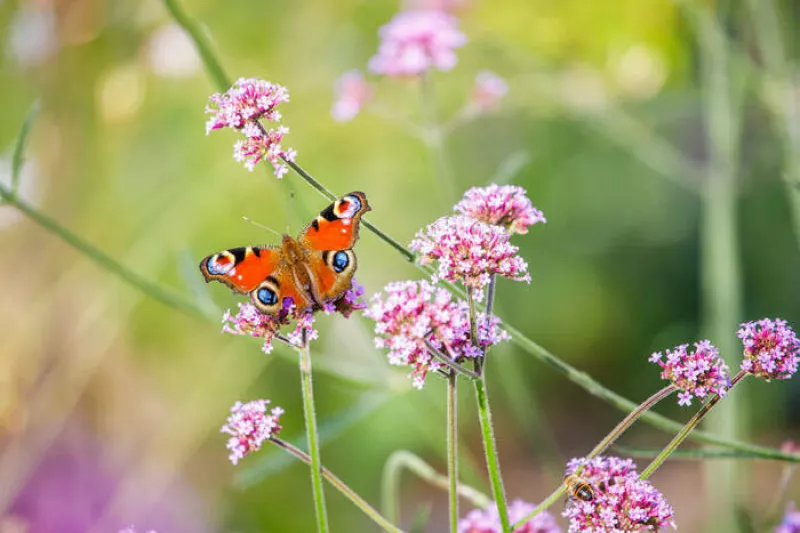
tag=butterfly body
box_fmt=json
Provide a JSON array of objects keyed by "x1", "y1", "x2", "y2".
[{"x1": 200, "y1": 192, "x2": 370, "y2": 315}]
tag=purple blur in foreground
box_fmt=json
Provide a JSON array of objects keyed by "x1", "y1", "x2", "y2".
[
  {"x1": 738, "y1": 318, "x2": 800, "y2": 380},
  {"x1": 221, "y1": 399, "x2": 284, "y2": 465},
  {"x1": 459, "y1": 499, "x2": 562, "y2": 532},
  {"x1": 649, "y1": 340, "x2": 731, "y2": 406},
  {"x1": 776, "y1": 502, "x2": 800, "y2": 533},
  {"x1": 563, "y1": 456, "x2": 675, "y2": 532}
]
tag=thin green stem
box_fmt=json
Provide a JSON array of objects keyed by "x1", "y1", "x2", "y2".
[
  {"x1": 425, "y1": 339, "x2": 480, "y2": 380},
  {"x1": 447, "y1": 372, "x2": 459, "y2": 533},
  {"x1": 271, "y1": 438, "x2": 403, "y2": 533},
  {"x1": 298, "y1": 335, "x2": 329, "y2": 532},
  {"x1": 419, "y1": 73, "x2": 455, "y2": 198},
  {"x1": 474, "y1": 377, "x2": 511, "y2": 533},
  {"x1": 11, "y1": 100, "x2": 39, "y2": 194},
  {"x1": 511, "y1": 385, "x2": 676, "y2": 529},
  {"x1": 583, "y1": 385, "x2": 676, "y2": 462},
  {"x1": 381, "y1": 450, "x2": 490, "y2": 522},
  {"x1": 640, "y1": 371, "x2": 749, "y2": 480},
  {"x1": 161, "y1": 0, "x2": 230, "y2": 91},
  {"x1": 0, "y1": 182, "x2": 206, "y2": 319}
]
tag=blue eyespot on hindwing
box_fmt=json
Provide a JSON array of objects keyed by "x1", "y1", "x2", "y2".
[
  {"x1": 332, "y1": 251, "x2": 349, "y2": 273},
  {"x1": 257, "y1": 287, "x2": 278, "y2": 306}
]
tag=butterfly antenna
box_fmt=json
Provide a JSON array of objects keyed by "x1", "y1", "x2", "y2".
[{"x1": 242, "y1": 216, "x2": 282, "y2": 238}]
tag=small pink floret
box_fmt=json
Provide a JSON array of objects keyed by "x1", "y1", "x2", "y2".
[
  {"x1": 650, "y1": 340, "x2": 731, "y2": 406},
  {"x1": 738, "y1": 317, "x2": 800, "y2": 380},
  {"x1": 469, "y1": 71, "x2": 509, "y2": 112},
  {"x1": 331, "y1": 70, "x2": 373, "y2": 122},
  {"x1": 459, "y1": 499, "x2": 562, "y2": 533}
]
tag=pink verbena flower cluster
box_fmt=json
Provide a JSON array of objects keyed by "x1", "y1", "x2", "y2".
[
  {"x1": 365, "y1": 280, "x2": 509, "y2": 388},
  {"x1": 468, "y1": 71, "x2": 509, "y2": 113},
  {"x1": 455, "y1": 184, "x2": 546, "y2": 235},
  {"x1": 738, "y1": 318, "x2": 800, "y2": 380},
  {"x1": 331, "y1": 70, "x2": 373, "y2": 122},
  {"x1": 777, "y1": 502, "x2": 800, "y2": 533},
  {"x1": 410, "y1": 215, "x2": 530, "y2": 292},
  {"x1": 222, "y1": 282, "x2": 366, "y2": 353},
  {"x1": 369, "y1": 10, "x2": 467, "y2": 77},
  {"x1": 205, "y1": 78, "x2": 296, "y2": 177},
  {"x1": 649, "y1": 340, "x2": 731, "y2": 407},
  {"x1": 459, "y1": 499, "x2": 562, "y2": 533},
  {"x1": 563, "y1": 456, "x2": 675, "y2": 533},
  {"x1": 221, "y1": 399, "x2": 284, "y2": 465}
]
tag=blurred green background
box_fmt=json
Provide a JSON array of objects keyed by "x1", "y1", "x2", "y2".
[{"x1": 1, "y1": 0, "x2": 799, "y2": 531}]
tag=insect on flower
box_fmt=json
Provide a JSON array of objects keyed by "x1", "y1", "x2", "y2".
[{"x1": 564, "y1": 474, "x2": 594, "y2": 502}]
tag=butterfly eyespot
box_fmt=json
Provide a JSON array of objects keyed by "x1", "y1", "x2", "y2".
[
  {"x1": 334, "y1": 195, "x2": 361, "y2": 218},
  {"x1": 331, "y1": 251, "x2": 349, "y2": 273},
  {"x1": 256, "y1": 287, "x2": 278, "y2": 306},
  {"x1": 207, "y1": 252, "x2": 235, "y2": 275}
]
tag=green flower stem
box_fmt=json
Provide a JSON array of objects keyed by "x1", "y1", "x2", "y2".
[
  {"x1": 419, "y1": 73, "x2": 454, "y2": 197},
  {"x1": 0, "y1": 183, "x2": 206, "y2": 320},
  {"x1": 447, "y1": 372, "x2": 459, "y2": 533},
  {"x1": 271, "y1": 438, "x2": 403, "y2": 533},
  {"x1": 639, "y1": 370, "x2": 748, "y2": 480},
  {"x1": 10, "y1": 101, "x2": 39, "y2": 194},
  {"x1": 511, "y1": 385, "x2": 676, "y2": 529},
  {"x1": 381, "y1": 450, "x2": 491, "y2": 523},
  {"x1": 424, "y1": 339, "x2": 480, "y2": 380},
  {"x1": 582, "y1": 385, "x2": 676, "y2": 463},
  {"x1": 161, "y1": 0, "x2": 231, "y2": 91},
  {"x1": 297, "y1": 336, "x2": 329, "y2": 533},
  {"x1": 473, "y1": 377, "x2": 511, "y2": 533}
]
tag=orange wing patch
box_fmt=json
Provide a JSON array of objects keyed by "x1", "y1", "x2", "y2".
[
  {"x1": 200, "y1": 246, "x2": 278, "y2": 294},
  {"x1": 301, "y1": 192, "x2": 371, "y2": 252}
]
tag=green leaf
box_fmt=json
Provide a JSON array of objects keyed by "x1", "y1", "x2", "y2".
[
  {"x1": 234, "y1": 391, "x2": 390, "y2": 489},
  {"x1": 11, "y1": 100, "x2": 40, "y2": 195}
]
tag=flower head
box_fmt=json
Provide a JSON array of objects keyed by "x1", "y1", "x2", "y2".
[
  {"x1": 365, "y1": 280, "x2": 509, "y2": 388},
  {"x1": 205, "y1": 78, "x2": 296, "y2": 177},
  {"x1": 776, "y1": 502, "x2": 800, "y2": 533},
  {"x1": 468, "y1": 71, "x2": 509, "y2": 113},
  {"x1": 410, "y1": 215, "x2": 530, "y2": 291},
  {"x1": 459, "y1": 499, "x2": 562, "y2": 533},
  {"x1": 221, "y1": 399, "x2": 283, "y2": 465},
  {"x1": 232, "y1": 125, "x2": 296, "y2": 176},
  {"x1": 331, "y1": 70, "x2": 373, "y2": 122},
  {"x1": 206, "y1": 78, "x2": 289, "y2": 132},
  {"x1": 563, "y1": 456, "x2": 675, "y2": 532},
  {"x1": 738, "y1": 318, "x2": 800, "y2": 380},
  {"x1": 649, "y1": 340, "x2": 731, "y2": 406},
  {"x1": 369, "y1": 10, "x2": 467, "y2": 77},
  {"x1": 454, "y1": 185, "x2": 546, "y2": 235}
]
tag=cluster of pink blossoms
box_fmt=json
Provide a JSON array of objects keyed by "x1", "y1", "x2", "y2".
[
  {"x1": 222, "y1": 282, "x2": 366, "y2": 353},
  {"x1": 563, "y1": 456, "x2": 675, "y2": 532},
  {"x1": 649, "y1": 340, "x2": 731, "y2": 406},
  {"x1": 738, "y1": 318, "x2": 800, "y2": 380},
  {"x1": 205, "y1": 77, "x2": 296, "y2": 177},
  {"x1": 331, "y1": 70, "x2": 373, "y2": 122},
  {"x1": 410, "y1": 215, "x2": 530, "y2": 292},
  {"x1": 459, "y1": 500, "x2": 561, "y2": 533},
  {"x1": 369, "y1": 10, "x2": 467, "y2": 77},
  {"x1": 365, "y1": 280, "x2": 508, "y2": 388},
  {"x1": 454, "y1": 184, "x2": 546, "y2": 235},
  {"x1": 221, "y1": 399, "x2": 284, "y2": 465}
]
